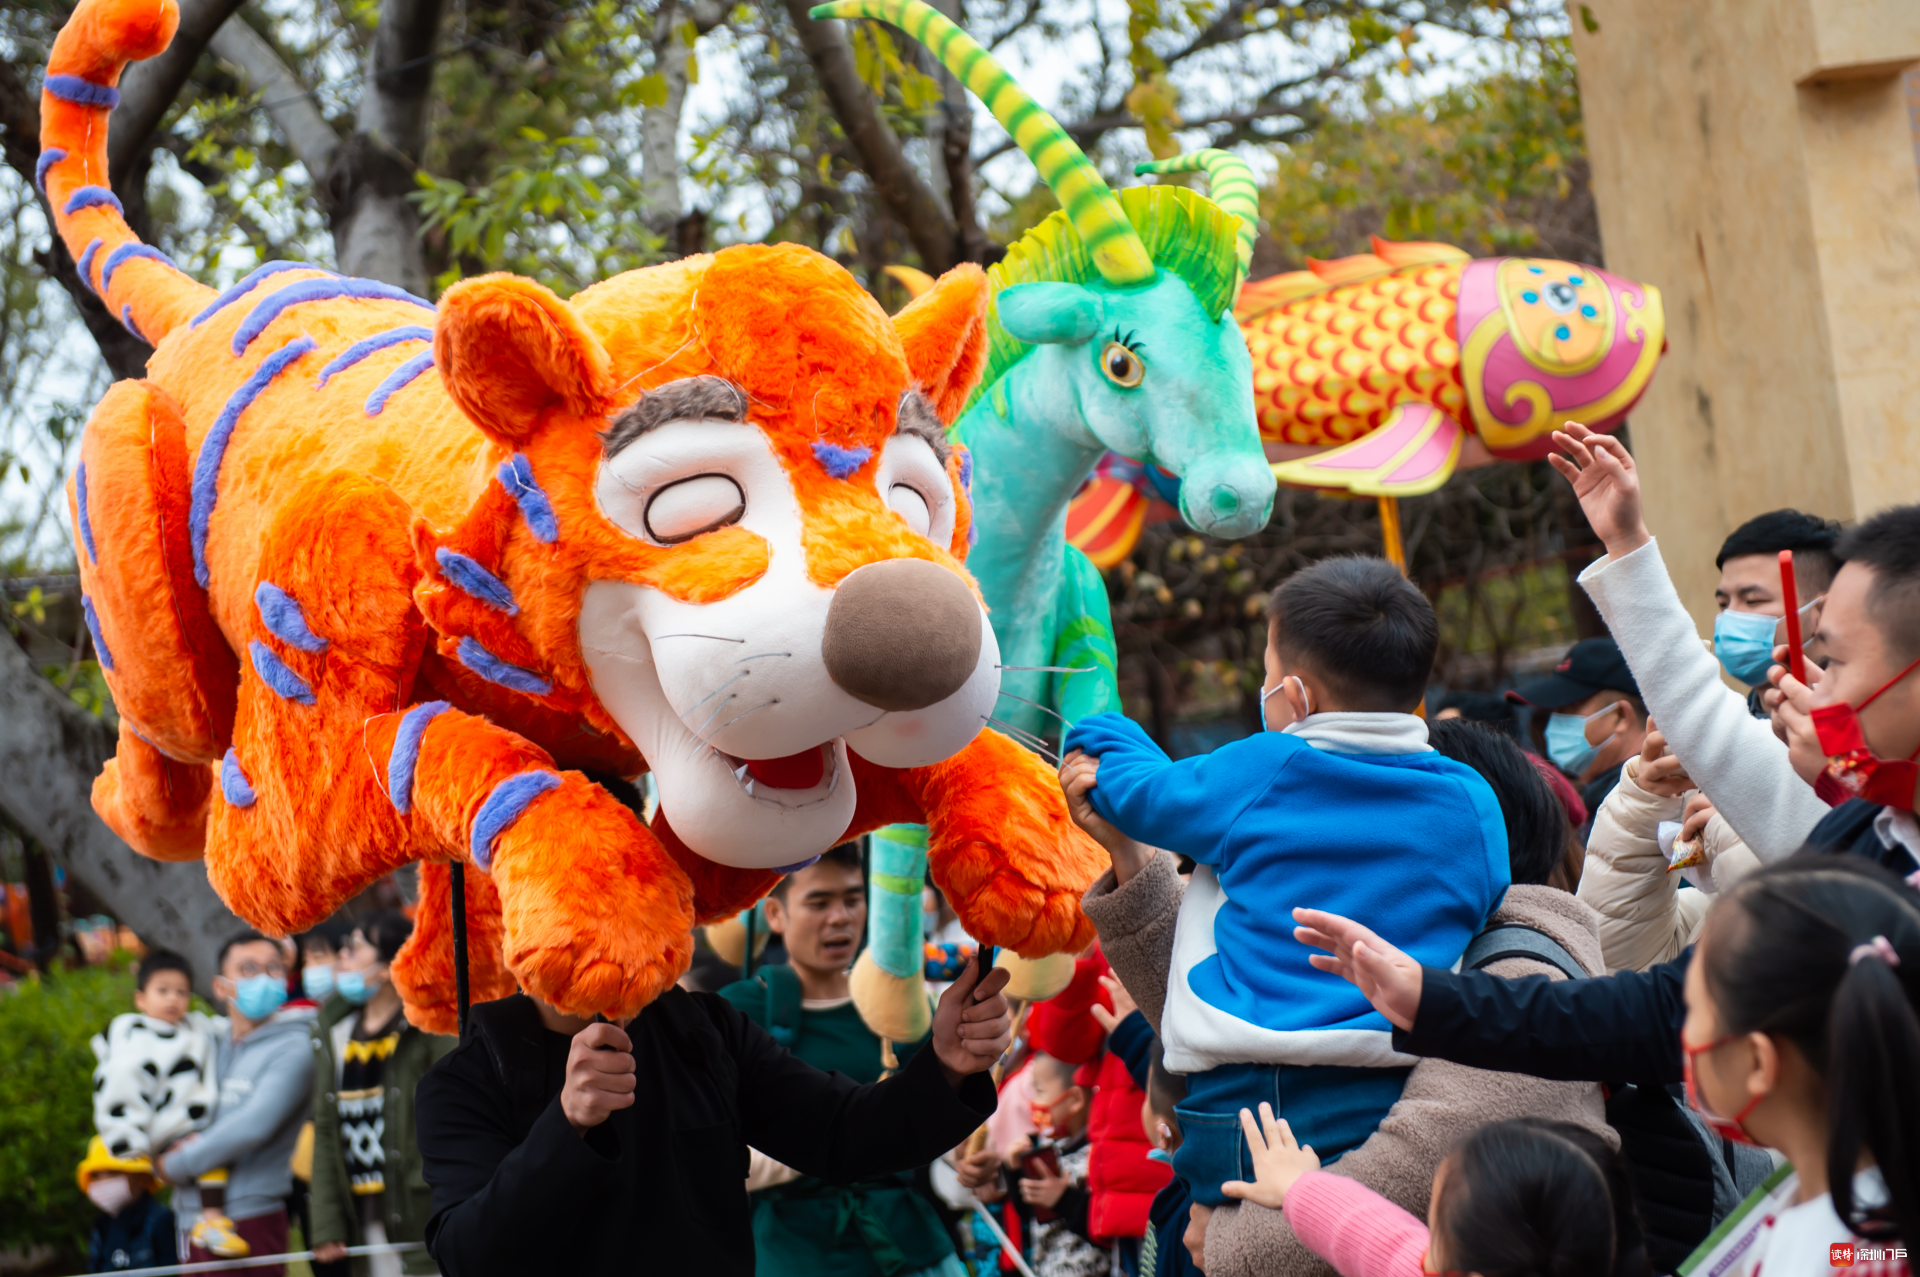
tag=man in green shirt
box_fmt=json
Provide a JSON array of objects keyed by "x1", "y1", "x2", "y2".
[{"x1": 720, "y1": 845, "x2": 966, "y2": 1277}]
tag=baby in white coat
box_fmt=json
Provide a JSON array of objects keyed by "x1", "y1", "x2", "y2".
[{"x1": 92, "y1": 951, "x2": 245, "y2": 1258}]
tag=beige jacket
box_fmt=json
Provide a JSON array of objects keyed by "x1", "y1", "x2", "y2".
[
  {"x1": 1083, "y1": 853, "x2": 1613, "y2": 1277},
  {"x1": 1579, "y1": 757, "x2": 1762, "y2": 972}
]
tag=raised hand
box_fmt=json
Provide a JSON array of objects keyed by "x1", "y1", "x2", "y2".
[
  {"x1": 1547, "y1": 423, "x2": 1649, "y2": 559},
  {"x1": 1059, "y1": 750, "x2": 1154, "y2": 884},
  {"x1": 1635, "y1": 725, "x2": 1693, "y2": 798},
  {"x1": 1220, "y1": 1104, "x2": 1321, "y2": 1209},
  {"x1": 1090, "y1": 972, "x2": 1138, "y2": 1033},
  {"x1": 1291, "y1": 907, "x2": 1423, "y2": 1030}
]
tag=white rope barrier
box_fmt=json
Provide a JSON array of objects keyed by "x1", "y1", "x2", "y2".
[
  {"x1": 54, "y1": 1240, "x2": 425, "y2": 1277},
  {"x1": 971, "y1": 1201, "x2": 1039, "y2": 1277}
]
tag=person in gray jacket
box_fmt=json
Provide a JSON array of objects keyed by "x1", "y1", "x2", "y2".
[{"x1": 157, "y1": 931, "x2": 317, "y2": 1276}]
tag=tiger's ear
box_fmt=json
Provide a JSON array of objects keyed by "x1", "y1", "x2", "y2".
[
  {"x1": 436, "y1": 273, "x2": 619, "y2": 445},
  {"x1": 891, "y1": 263, "x2": 990, "y2": 424}
]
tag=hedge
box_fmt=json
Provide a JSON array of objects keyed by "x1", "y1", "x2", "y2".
[{"x1": 0, "y1": 959, "x2": 139, "y2": 1253}]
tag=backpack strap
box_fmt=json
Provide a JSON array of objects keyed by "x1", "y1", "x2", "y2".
[
  {"x1": 1464, "y1": 924, "x2": 1588, "y2": 981},
  {"x1": 759, "y1": 964, "x2": 804, "y2": 1046}
]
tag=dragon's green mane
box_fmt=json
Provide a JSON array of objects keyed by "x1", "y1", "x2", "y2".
[{"x1": 967, "y1": 184, "x2": 1242, "y2": 415}]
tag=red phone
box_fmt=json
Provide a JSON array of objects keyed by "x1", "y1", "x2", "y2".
[
  {"x1": 1020, "y1": 1143, "x2": 1063, "y2": 1221},
  {"x1": 1779, "y1": 550, "x2": 1806, "y2": 684}
]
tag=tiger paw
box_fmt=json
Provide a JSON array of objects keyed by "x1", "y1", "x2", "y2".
[{"x1": 486, "y1": 773, "x2": 697, "y2": 1019}]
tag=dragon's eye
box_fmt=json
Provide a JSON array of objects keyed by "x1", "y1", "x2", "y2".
[{"x1": 1100, "y1": 341, "x2": 1144, "y2": 388}]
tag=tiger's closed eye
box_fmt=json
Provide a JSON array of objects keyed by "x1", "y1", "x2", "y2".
[{"x1": 644, "y1": 473, "x2": 746, "y2": 544}]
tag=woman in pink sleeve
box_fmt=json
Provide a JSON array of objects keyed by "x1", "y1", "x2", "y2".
[{"x1": 1214, "y1": 1104, "x2": 1644, "y2": 1277}]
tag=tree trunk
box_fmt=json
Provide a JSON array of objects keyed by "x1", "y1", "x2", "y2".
[
  {"x1": 783, "y1": 0, "x2": 961, "y2": 274},
  {"x1": 207, "y1": 17, "x2": 340, "y2": 179},
  {"x1": 640, "y1": 0, "x2": 724, "y2": 247},
  {"x1": 0, "y1": 637, "x2": 242, "y2": 994},
  {"x1": 923, "y1": 0, "x2": 994, "y2": 263},
  {"x1": 326, "y1": 0, "x2": 446, "y2": 292}
]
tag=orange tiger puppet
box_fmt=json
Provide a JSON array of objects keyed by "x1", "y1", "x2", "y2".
[{"x1": 45, "y1": 0, "x2": 1103, "y2": 1029}]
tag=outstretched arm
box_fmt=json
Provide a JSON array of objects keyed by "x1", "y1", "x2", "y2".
[
  {"x1": 1060, "y1": 714, "x2": 1268, "y2": 864},
  {"x1": 1293, "y1": 906, "x2": 1688, "y2": 1086}
]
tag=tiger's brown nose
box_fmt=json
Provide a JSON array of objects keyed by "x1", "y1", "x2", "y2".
[{"x1": 823, "y1": 559, "x2": 982, "y2": 712}]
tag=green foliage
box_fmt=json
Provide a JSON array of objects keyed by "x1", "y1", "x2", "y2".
[
  {"x1": 0, "y1": 960, "x2": 139, "y2": 1254},
  {"x1": 1260, "y1": 41, "x2": 1593, "y2": 266}
]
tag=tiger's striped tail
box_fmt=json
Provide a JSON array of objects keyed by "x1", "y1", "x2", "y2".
[
  {"x1": 1136, "y1": 150, "x2": 1259, "y2": 297},
  {"x1": 39, "y1": 0, "x2": 215, "y2": 346},
  {"x1": 810, "y1": 0, "x2": 1155, "y2": 288}
]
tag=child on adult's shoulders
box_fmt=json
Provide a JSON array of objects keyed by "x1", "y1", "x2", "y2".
[{"x1": 1059, "y1": 555, "x2": 1511, "y2": 1209}]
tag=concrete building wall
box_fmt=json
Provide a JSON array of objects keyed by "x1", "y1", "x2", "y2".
[{"x1": 1567, "y1": 1, "x2": 1920, "y2": 627}]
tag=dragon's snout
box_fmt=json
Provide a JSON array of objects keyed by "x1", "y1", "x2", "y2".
[{"x1": 823, "y1": 558, "x2": 983, "y2": 712}]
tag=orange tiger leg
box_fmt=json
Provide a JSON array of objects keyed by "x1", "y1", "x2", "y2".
[
  {"x1": 849, "y1": 733, "x2": 1104, "y2": 956},
  {"x1": 92, "y1": 721, "x2": 215, "y2": 862},
  {"x1": 392, "y1": 860, "x2": 512, "y2": 1034}
]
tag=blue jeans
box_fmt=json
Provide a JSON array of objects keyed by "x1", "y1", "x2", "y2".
[{"x1": 1172, "y1": 1062, "x2": 1413, "y2": 1205}]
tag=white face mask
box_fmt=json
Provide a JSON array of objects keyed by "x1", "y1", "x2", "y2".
[{"x1": 87, "y1": 1175, "x2": 136, "y2": 1215}]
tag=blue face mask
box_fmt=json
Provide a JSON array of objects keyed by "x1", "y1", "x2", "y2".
[
  {"x1": 334, "y1": 968, "x2": 378, "y2": 1006},
  {"x1": 301, "y1": 964, "x2": 335, "y2": 1001},
  {"x1": 1712, "y1": 608, "x2": 1780, "y2": 685},
  {"x1": 232, "y1": 974, "x2": 288, "y2": 1022},
  {"x1": 1258, "y1": 678, "x2": 1308, "y2": 731},
  {"x1": 1545, "y1": 701, "x2": 1623, "y2": 777}
]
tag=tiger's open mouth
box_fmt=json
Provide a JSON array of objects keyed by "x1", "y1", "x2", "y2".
[{"x1": 719, "y1": 742, "x2": 842, "y2": 809}]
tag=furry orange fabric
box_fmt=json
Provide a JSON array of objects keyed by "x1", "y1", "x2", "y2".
[{"x1": 46, "y1": 0, "x2": 1106, "y2": 1024}]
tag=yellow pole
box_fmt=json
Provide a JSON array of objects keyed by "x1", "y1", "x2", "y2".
[{"x1": 1377, "y1": 495, "x2": 1407, "y2": 573}]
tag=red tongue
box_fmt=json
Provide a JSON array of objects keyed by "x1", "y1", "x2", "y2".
[{"x1": 745, "y1": 746, "x2": 826, "y2": 790}]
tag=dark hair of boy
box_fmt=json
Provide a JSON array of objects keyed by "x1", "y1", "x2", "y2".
[
  {"x1": 216, "y1": 929, "x2": 273, "y2": 970},
  {"x1": 768, "y1": 841, "x2": 864, "y2": 902},
  {"x1": 1266, "y1": 556, "x2": 1438, "y2": 711},
  {"x1": 1700, "y1": 855, "x2": 1920, "y2": 1248},
  {"x1": 296, "y1": 916, "x2": 349, "y2": 955},
  {"x1": 1434, "y1": 1119, "x2": 1624, "y2": 1277},
  {"x1": 136, "y1": 948, "x2": 193, "y2": 991},
  {"x1": 1833, "y1": 504, "x2": 1920, "y2": 662},
  {"x1": 356, "y1": 910, "x2": 415, "y2": 964},
  {"x1": 1145, "y1": 1041, "x2": 1186, "y2": 1116},
  {"x1": 1428, "y1": 719, "x2": 1578, "y2": 889},
  {"x1": 1717, "y1": 508, "x2": 1843, "y2": 590}
]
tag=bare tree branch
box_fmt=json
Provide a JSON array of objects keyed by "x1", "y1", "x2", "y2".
[
  {"x1": 782, "y1": 0, "x2": 961, "y2": 273},
  {"x1": 0, "y1": 635, "x2": 243, "y2": 994},
  {"x1": 109, "y1": 0, "x2": 249, "y2": 178},
  {"x1": 207, "y1": 14, "x2": 342, "y2": 177}
]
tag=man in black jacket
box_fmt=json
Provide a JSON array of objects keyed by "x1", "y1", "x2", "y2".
[{"x1": 416, "y1": 952, "x2": 1012, "y2": 1275}]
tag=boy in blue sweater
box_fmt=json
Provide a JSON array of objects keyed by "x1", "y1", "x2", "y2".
[{"x1": 1060, "y1": 556, "x2": 1509, "y2": 1206}]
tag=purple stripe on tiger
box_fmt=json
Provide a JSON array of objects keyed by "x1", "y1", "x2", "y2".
[
  {"x1": 63, "y1": 186, "x2": 123, "y2": 216},
  {"x1": 317, "y1": 326, "x2": 433, "y2": 388},
  {"x1": 82, "y1": 595, "x2": 114, "y2": 672},
  {"x1": 77, "y1": 238, "x2": 104, "y2": 295},
  {"x1": 387, "y1": 701, "x2": 453, "y2": 815},
  {"x1": 190, "y1": 337, "x2": 316, "y2": 587},
  {"x1": 190, "y1": 262, "x2": 332, "y2": 329},
  {"x1": 221, "y1": 750, "x2": 257, "y2": 808},
  {"x1": 76, "y1": 461, "x2": 97, "y2": 563},
  {"x1": 34, "y1": 148, "x2": 66, "y2": 194},
  {"x1": 469, "y1": 770, "x2": 564, "y2": 870},
  {"x1": 44, "y1": 75, "x2": 120, "y2": 109},
  {"x1": 120, "y1": 305, "x2": 146, "y2": 344},
  {"x1": 232, "y1": 278, "x2": 434, "y2": 355},
  {"x1": 100, "y1": 243, "x2": 177, "y2": 295},
  {"x1": 364, "y1": 350, "x2": 436, "y2": 416}
]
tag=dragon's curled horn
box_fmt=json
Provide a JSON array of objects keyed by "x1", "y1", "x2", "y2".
[
  {"x1": 1136, "y1": 150, "x2": 1258, "y2": 298},
  {"x1": 809, "y1": 0, "x2": 1156, "y2": 287}
]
